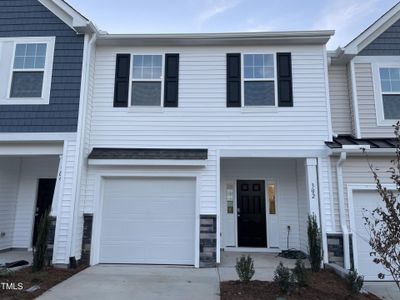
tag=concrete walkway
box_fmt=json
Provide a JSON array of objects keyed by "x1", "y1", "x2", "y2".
[
  {"x1": 37, "y1": 264, "x2": 220, "y2": 300},
  {"x1": 364, "y1": 282, "x2": 399, "y2": 300}
]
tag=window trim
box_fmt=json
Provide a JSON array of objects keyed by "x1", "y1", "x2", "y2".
[
  {"x1": 128, "y1": 53, "x2": 165, "y2": 109},
  {"x1": 241, "y1": 52, "x2": 278, "y2": 108},
  {"x1": 1, "y1": 36, "x2": 55, "y2": 105},
  {"x1": 372, "y1": 62, "x2": 400, "y2": 126}
]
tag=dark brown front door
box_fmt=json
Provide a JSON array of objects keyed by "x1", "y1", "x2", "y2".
[
  {"x1": 237, "y1": 180, "x2": 267, "y2": 247},
  {"x1": 32, "y1": 178, "x2": 56, "y2": 247}
]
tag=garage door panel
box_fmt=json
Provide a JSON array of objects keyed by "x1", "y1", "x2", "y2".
[
  {"x1": 99, "y1": 177, "x2": 196, "y2": 265},
  {"x1": 353, "y1": 191, "x2": 392, "y2": 281}
]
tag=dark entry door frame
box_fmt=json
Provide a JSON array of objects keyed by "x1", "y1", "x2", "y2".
[
  {"x1": 236, "y1": 180, "x2": 267, "y2": 247},
  {"x1": 32, "y1": 178, "x2": 56, "y2": 248}
]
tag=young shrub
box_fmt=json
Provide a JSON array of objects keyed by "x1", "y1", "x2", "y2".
[
  {"x1": 273, "y1": 262, "x2": 295, "y2": 294},
  {"x1": 235, "y1": 255, "x2": 255, "y2": 283},
  {"x1": 345, "y1": 269, "x2": 364, "y2": 295},
  {"x1": 307, "y1": 214, "x2": 323, "y2": 272},
  {"x1": 32, "y1": 211, "x2": 50, "y2": 272},
  {"x1": 292, "y1": 259, "x2": 309, "y2": 287}
]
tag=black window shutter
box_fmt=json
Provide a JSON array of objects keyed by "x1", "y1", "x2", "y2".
[
  {"x1": 164, "y1": 54, "x2": 179, "y2": 107},
  {"x1": 227, "y1": 53, "x2": 241, "y2": 107},
  {"x1": 113, "y1": 54, "x2": 130, "y2": 107},
  {"x1": 277, "y1": 53, "x2": 293, "y2": 107}
]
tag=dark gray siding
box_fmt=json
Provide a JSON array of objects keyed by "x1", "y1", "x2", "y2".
[
  {"x1": 360, "y1": 19, "x2": 400, "y2": 56},
  {"x1": 0, "y1": 0, "x2": 84, "y2": 132}
]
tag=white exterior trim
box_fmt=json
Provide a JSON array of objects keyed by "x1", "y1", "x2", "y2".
[
  {"x1": 219, "y1": 149, "x2": 329, "y2": 158},
  {"x1": 88, "y1": 159, "x2": 207, "y2": 166},
  {"x1": 1, "y1": 36, "x2": 55, "y2": 105},
  {"x1": 90, "y1": 172, "x2": 201, "y2": 268},
  {"x1": 216, "y1": 150, "x2": 221, "y2": 263},
  {"x1": 0, "y1": 132, "x2": 76, "y2": 142},
  {"x1": 347, "y1": 184, "x2": 396, "y2": 272},
  {"x1": 0, "y1": 142, "x2": 63, "y2": 156},
  {"x1": 323, "y1": 46, "x2": 333, "y2": 142},
  {"x1": 349, "y1": 60, "x2": 361, "y2": 138}
]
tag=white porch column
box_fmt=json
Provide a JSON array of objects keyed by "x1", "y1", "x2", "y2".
[
  {"x1": 50, "y1": 154, "x2": 63, "y2": 217},
  {"x1": 305, "y1": 158, "x2": 320, "y2": 224}
]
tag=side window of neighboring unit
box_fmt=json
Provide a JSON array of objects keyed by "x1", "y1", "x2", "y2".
[{"x1": 379, "y1": 67, "x2": 400, "y2": 120}]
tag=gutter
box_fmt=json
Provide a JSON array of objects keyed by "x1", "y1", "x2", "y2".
[{"x1": 336, "y1": 152, "x2": 351, "y2": 270}]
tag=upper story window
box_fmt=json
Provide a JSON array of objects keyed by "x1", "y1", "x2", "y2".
[
  {"x1": 379, "y1": 67, "x2": 400, "y2": 120},
  {"x1": 0, "y1": 37, "x2": 55, "y2": 105},
  {"x1": 243, "y1": 54, "x2": 276, "y2": 106},
  {"x1": 131, "y1": 54, "x2": 163, "y2": 106},
  {"x1": 10, "y1": 43, "x2": 47, "y2": 98}
]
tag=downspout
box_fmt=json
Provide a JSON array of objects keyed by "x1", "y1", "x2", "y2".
[
  {"x1": 336, "y1": 151, "x2": 351, "y2": 270},
  {"x1": 69, "y1": 32, "x2": 97, "y2": 261}
]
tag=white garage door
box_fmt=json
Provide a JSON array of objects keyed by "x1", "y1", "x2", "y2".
[
  {"x1": 352, "y1": 190, "x2": 392, "y2": 281},
  {"x1": 99, "y1": 177, "x2": 196, "y2": 265}
]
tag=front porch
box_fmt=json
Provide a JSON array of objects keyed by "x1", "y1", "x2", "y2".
[
  {"x1": 219, "y1": 157, "x2": 322, "y2": 259},
  {"x1": 0, "y1": 154, "x2": 60, "y2": 255},
  {"x1": 0, "y1": 249, "x2": 32, "y2": 267}
]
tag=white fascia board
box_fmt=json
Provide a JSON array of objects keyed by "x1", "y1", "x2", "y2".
[
  {"x1": 0, "y1": 132, "x2": 76, "y2": 142},
  {"x1": 96, "y1": 30, "x2": 335, "y2": 47},
  {"x1": 330, "y1": 148, "x2": 396, "y2": 156},
  {"x1": 219, "y1": 148, "x2": 329, "y2": 158},
  {"x1": 88, "y1": 159, "x2": 207, "y2": 167},
  {"x1": 38, "y1": 0, "x2": 96, "y2": 34},
  {"x1": 344, "y1": 3, "x2": 400, "y2": 55},
  {"x1": 0, "y1": 141, "x2": 63, "y2": 155}
]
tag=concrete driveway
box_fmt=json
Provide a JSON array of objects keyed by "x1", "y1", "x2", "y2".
[{"x1": 37, "y1": 265, "x2": 220, "y2": 300}]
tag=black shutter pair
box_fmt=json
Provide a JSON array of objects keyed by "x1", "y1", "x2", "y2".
[
  {"x1": 113, "y1": 54, "x2": 179, "y2": 107},
  {"x1": 226, "y1": 53, "x2": 293, "y2": 107}
]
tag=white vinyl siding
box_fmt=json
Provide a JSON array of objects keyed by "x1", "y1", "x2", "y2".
[
  {"x1": 0, "y1": 157, "x2": 20, "y2": 250},
  {"x1": 328, "y1": 64, "x2": 352, "y2": 135},
  {"x1": 355, "y1": 63, "x2": 394, "y2": 137},
  {"x1": 329, "y1": 156, "x2": 392, "y2": 231},
  {"x1": 83, "y1": 45, "x2": 331, "y2": 216}
]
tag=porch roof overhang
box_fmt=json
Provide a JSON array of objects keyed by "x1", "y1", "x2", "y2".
[
  {"x1": 0, "y1": 141, "x2": 63, "y2": 156},
  {"x1": 326, "y1": 135, "x2": 397, "y2": 156},
  {"x1": 88, "y1": 148, "x2": 208, "y2": 166}
]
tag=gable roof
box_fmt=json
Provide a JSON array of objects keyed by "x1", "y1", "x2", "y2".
[
  {"x1": 344, "y1": 2, "x2": 400, "y2": 54},
  {"x1": 38, "y1": 0, "x2": 97, "y2": 34}
]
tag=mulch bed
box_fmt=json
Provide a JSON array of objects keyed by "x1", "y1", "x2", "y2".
[
  {"x1": 0, "y1": 265, "x2": 86, "y2": 300},
  {"x1": 220, "y1": 269, "x2": 380, "y2": 300}
]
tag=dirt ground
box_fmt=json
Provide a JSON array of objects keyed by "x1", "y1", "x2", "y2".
[
  {"x1": 0, "y1": 266, "x2": 85, "y2": 300},
  {"x1": 220, "y1": 269, "x2": 380, "y2": 300}
]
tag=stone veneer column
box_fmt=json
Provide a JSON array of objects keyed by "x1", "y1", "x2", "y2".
[
  {"x1": 80, "y1": 214, "x2": 93, "y2": 265},
  {"x1": 199, "y1": 215, "x2": 217, "y2": 267}
]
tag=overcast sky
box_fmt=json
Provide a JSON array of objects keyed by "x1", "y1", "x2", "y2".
[{"x1": 66, "y1": 0, "x2": 399, "y2": 49}]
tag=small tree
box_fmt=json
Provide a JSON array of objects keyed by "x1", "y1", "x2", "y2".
[
  {"x1": 363, "y1": 122, "x2": 400, "y2": 290},
  {"x1": 235, "y1": 255, "x2": 255, "y2": 283},
  {"x1": 32, "y1": 211, "x2": 50, "y2": 272},
  {"x1": 292, "y1": 259, "x2": 309, "y2": 287},
  {"x1": 273, "y1": 262, "x2": 295, "y2": 294},
  {"x1": 345, "y1": 269, "x2": 364, "y2": 295},
  {"x1": 307, "y1": 214, "x2": 323, "y2": 272}
]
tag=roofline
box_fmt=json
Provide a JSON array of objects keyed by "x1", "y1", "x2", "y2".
[
  {"x1": 344, "y1": 2, "x2": 400, "y2": 55},
  {"x1": 96, "y1": 30, "x2": 334, "y2": 46},
  {"x1": 39, "y1": 0, "x2": 98, "y2": 34}
]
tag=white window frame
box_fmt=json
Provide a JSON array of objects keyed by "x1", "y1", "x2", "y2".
[
  {"x1": 372, "y1": 61, "x2": 400, "y2": 126},
  {"x1": 128, "y1": 53, "x2": 165, "y2": 110},
  {"x1": 1, "y1": 36, "x2": 55, "y2": 105},
  {"x1": 241, "y1": 52, "x2": 278, "y2": 108}
]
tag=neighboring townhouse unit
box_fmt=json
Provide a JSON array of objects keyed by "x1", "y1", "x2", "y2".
[
  {"x1": 74, "y1": 30, "x2": 336, "y2": 268},
  {"x1": 0, "y1": 0, "x2": 95, "y2": 267},
  {"x1": 328, "y1": 3, "x2": 400, "y2": 281}
]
